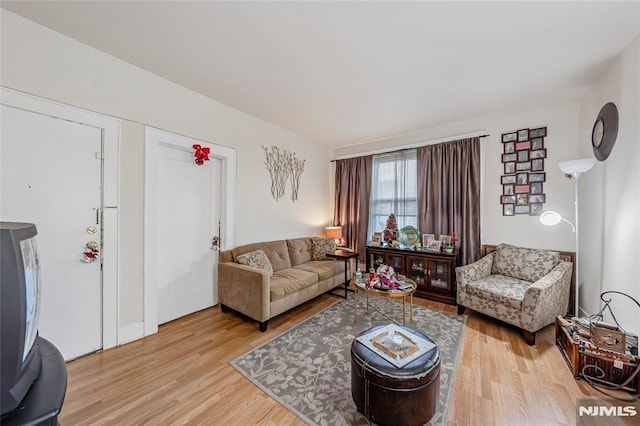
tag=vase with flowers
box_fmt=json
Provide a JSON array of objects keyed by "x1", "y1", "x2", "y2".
[{"x1": 445, "y1": 231, "x2": 458, "y2": 253}]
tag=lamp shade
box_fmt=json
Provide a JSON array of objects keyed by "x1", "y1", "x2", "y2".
[
  {"x1": 325, "y1": 226, "x2": 343, "y2": 239},
  {"x1": 539, "y1": 211, "x2": 562, "y2": 226},
  {"x1": 558, "y1": 158, "x2": 596, "y2": 175}
]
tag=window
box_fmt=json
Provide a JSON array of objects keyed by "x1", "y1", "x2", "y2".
[{"x1": 368, "y1": 150, "x2": 418, "y2": 239}]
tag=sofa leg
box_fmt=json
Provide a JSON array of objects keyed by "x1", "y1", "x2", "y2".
[
  {"x1": 457, "y1": 305, "x2": 466, "y2": 315},
  {"x1": 259, "y1": 320, "x2": 269, "y2": 332},
  {"x1": 523, "y1": 330, "x2": 535, "y2": 346},
  {"x1": 219, "y1": 303, "x2": 230, "y2": 313}
]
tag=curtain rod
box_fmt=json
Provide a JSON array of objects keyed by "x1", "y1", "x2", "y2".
[{"x1": 330, "y1": 132, "x2": 490, "y2": 162}]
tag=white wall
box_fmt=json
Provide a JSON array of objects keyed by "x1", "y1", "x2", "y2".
[
  {"x1": 579, "y1": 34, "x2": 639, "y2": 329},
  {"x1": 1, "y1": 11, "x2": 333, "y2": 329},
  {"x1": 333, "y1": 101, "x2": 581, "y2": 252}
]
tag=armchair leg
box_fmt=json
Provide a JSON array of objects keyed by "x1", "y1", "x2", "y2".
[
  {"x1": 522, "y1": 330, "x2": 535, "y2": 346},
  {"x1": 457, "y1": 305, "x2": 466, "y2": 315},
  {"x1": 259, "y1": 320, "x2": 269, "y2": 332}
]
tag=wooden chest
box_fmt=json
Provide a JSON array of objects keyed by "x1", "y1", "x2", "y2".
[{"x1": 555, "y1": 317, "x2": 639, "y2": 395}]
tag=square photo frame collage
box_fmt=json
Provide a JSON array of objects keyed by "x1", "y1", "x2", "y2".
[{"x1": 500, "y1": 127, "x2": 547, "y2": 216}]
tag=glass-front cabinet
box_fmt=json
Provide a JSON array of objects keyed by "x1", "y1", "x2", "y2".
[{"x1": 366, "y1": 245, "x2": 458, "y2": 304}]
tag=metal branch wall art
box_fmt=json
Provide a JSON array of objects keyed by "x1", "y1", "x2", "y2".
[{"x1": 262, "y1": 145, "x2": 306, "y2": 202}]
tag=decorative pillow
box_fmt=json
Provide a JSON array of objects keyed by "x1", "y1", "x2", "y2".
[
  {"x1": 491, "y1": 243, "x2": 560, "y2": 283},
  {"x1": 311, "y1": 237, "x2": 336, "y2": 260},
  {"x1": 236, "y1": 249, "x2": 273, "y2": 276}
]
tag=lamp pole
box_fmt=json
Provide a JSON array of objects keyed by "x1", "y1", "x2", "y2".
[
  {"x1": 559, "y1": 158, "x2": 596, "y2": 317},
  {"x1": 571, "y1": 173, "x2": 580, "y2": 317}
]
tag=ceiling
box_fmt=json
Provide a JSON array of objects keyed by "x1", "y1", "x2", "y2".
[{"x1": 2, "y1": 1, "x2": 639, "y2": 147}]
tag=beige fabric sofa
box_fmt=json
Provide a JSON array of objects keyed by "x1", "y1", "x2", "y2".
[
  {"x1": 218, "y1": 237, "x2": 345, "y2": 331},
  {"x1": 456, "y1": 243, "x2": 573, "y2": 345}
]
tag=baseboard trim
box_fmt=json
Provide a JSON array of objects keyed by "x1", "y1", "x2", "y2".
[{"x1": 119, "y1": 322, "x2": 144, "y2": 345}]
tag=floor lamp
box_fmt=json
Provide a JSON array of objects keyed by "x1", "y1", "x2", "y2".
[{"x1": 540, "y1": 158, "x2": 596, "y2": 316}]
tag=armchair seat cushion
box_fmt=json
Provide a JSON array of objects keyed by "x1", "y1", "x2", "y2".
[{"x1": 466, "y1": 275, "x2": 531, "y2": 310}]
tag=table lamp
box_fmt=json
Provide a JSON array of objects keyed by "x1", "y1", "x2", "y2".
[{"x1": 325, "y1": 226, "x2": 343, "y2": 246}]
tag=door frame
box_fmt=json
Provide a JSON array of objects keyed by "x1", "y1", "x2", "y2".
[
  {"x1": 143, "y1": 126, "x2": 236, "y2": 336},
  {"x1": 1, "y1": 87, "x2": 119, "y2": 351}
]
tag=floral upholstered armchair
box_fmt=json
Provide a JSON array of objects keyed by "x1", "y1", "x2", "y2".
[{"x1": 455, "y1": 244, "x2": 573, "y2": 345}]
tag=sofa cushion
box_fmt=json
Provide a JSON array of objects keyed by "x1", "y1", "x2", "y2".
[
  {"x1": 270, "y1": 269, "x2": 318, "y2": 301},
  {"x1": 311, "y1": 237, "x2": 336, "y2": 260},
  {"x1": 287, "y1": 238, "x2": 313, "y2": 266},
  {"x1": 232, "y1": 240, "x2": 291, "y2": 272},
  {"x1": 293, "y1": 260, "x2": 343, "y2": 281},
  {"x1": 491, "y1": 244, "x2": 560, "y2": 282},
  {"x1": 466, "y1": 274, "x2": 531, "y2": 310},
  {"x1": 235, "y1": 249, "x2": 273, "y2": 276}
]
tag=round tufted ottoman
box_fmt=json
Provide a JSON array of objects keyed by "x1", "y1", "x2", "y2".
[{"x1": 351, "y1": 325, "x2": 441, "y2": 426}]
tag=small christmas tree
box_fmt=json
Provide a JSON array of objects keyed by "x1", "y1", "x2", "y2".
[{"x1": 383, "y1": 213, "x2": 398, "y2": 245}]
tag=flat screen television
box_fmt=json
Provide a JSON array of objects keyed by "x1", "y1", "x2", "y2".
[{"x1": 1, "y1": 222, "x2": 42, "y2": 416}]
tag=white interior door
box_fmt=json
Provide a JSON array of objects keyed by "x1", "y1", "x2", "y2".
[
  {"x1": 156, "y1": 142, "x2": 221, "y2": 324},
  {"x1": 1, "y1": 105, "x2": 102, "y2": 360}
]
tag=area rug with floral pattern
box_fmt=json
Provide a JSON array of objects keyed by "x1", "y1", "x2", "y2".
[{"x1": 230, "y1": 294, "x2": 466, "y2": 425}]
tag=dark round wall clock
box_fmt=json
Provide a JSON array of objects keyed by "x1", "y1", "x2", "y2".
[{"x1": 591, "y1": 102, "x2": 619, "y2": 161}]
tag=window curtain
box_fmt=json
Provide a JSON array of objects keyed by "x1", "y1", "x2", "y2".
[
  {"x1": 367, "y1": 150, "x2": 418, "y2": 240},
  {"x1": 333, "y1": 155, "x2": 372, "y2": 260},
  {"x1": 417, "y1": 138, "x2": 481, "y2": 264}
]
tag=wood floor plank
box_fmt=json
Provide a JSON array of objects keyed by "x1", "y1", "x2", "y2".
[{"x1": 54, "y1": 293, "x2": 625, "y2": 425}]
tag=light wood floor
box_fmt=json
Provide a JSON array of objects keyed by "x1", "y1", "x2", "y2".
[{"x1": 59, "y1": 293, "x2": 633, "y2": 425}]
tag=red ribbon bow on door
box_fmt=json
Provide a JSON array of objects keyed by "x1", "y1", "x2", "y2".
[{"x1": 193, "y1": 144, "x2": 210, "y2": 165}]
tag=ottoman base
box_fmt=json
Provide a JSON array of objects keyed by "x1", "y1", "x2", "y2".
[{"x1": 351, "y1": 326, "x2": 441, "y2": 426}]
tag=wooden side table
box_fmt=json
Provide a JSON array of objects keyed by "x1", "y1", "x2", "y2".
[{"x1": 325, "y1": 249, "x2": 359, "y2": 299}]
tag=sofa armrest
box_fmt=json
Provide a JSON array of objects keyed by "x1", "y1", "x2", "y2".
[
  {"x1": 521, "y1": 261, "x2": 573, "y2": 332},
  {"x1": 218, "y1": 262, "x2": 271, "y2": 322},
  {"x1": 455, "y1": 252, "x2": 495, "y2": 305}
]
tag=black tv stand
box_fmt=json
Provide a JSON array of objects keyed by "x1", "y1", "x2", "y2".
[{"x1": 2, "y1": 337, "x2": 67, "y2": 426}]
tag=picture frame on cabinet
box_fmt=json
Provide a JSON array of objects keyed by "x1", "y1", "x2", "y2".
[{"x1": 422, "y1": 233, "x2": 434, "y2": 247}]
